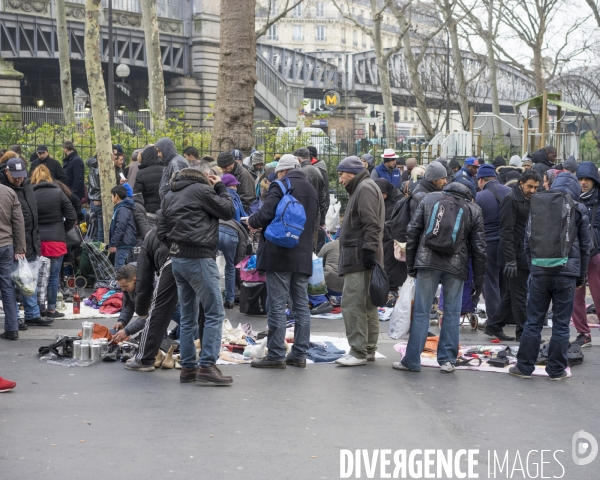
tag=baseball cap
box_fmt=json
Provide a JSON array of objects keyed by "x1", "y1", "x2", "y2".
[
  {"x1": 6, "y1": 158, "x2": 28, "y2": 178},
  {"x1": 464, "y1": 157, "x2": 480, "y2": 166},
  {"x1": 36, "y1": 144, "x2": 48, "y2": 153}
]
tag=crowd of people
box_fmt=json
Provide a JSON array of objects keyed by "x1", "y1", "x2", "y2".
[{"x1": 0, "y1": 139, "x2": 598, "y2": 391}]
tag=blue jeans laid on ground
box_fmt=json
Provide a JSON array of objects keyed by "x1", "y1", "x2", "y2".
[
  {"x1": 217, "y1": 226, "x2": 238, "y2": 303},
  {"x1": 14, "y1": 255, "x2": 41, "y2": 321},
  {"x1": 114, "y1": 247, "x2": 132, "y2": 269},
  {"x1": 516, "y1": 275, "x2": 576, "y2": 378},
  {"x1": 90, "y1": 203, "x2": 103, "y2": 242},
  {"x1": 0, "y1": 245, "x2": 18, "y2": 332},
  {"x1": 266, "y1": 271, "x2": 311, "y2": 361},
  {"x1": 172, "y1": 257, "x2": 225, "y2": 369},
  {"x1": 402, "y1": 268, "x2": 464, "y2": 371},
  {"x1": 47, "y1": 255, "x2": 64, "y2": 311}
]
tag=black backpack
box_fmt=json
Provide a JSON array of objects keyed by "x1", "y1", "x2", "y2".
[
  {"x1": 423, "y1": 193, "x2": 467, "y2": 255},
  {"x1": 385, "y1": 194, "x2": 412, "y2": 243},
  {"x1": 529, "y1": 190, "x2": 577, "y2": 273}
]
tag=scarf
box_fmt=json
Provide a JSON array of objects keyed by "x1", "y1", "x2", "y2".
[
  {"x1": 580, "y1": 187, "x2": 596, "y2": 202},
  {"x1": 227, "y1": 188, "x2": 248, "y2": 222}
]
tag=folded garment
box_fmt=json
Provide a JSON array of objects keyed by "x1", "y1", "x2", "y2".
[
  {"x1": 309, "y1": 294, "x2": 328, "y2": 307},
  {"x1": 307, "y1": 341, "x2": 346, "y2": 363},
  {"x1": 99, "y1": 292, "x2": 123, "y2": 314}
]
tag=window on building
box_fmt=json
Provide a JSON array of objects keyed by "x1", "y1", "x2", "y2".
[
  {"x1": 269, "y1": 0, "x2": 278, "y2": 16},
  {"x1": 353, "y1": 29, "x2": 357, "y2": 46},
  {"x1": 316, "y1": 25, "x2": 326, "y2": 42},
  {"x1": 292, "y1": 25, "x2": 303, "y2": 41},
  {"x1": 362, "y1": 32, "x2": 366, "y2": 47},
  {"x1": 292, "y1": 4, "x2": 302, "y2": 17},
  {"x1": 316, "y1": 2, "x2": 324, "y2": 17},
  {"x1": 341, "y1": 27, "x2": 346, "y2": 44},
  {"x1": 267, "y1": 25, "x2": 278, "y2": 40}
]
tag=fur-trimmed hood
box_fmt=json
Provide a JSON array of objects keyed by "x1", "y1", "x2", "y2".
[
  {"x1": 496, "y1": 165, "x2": 523, "y2": 174},
  {"x1": 169, "y1": 167, "x2": 211, "y2": 192}
]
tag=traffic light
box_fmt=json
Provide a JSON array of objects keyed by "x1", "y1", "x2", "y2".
[
  {"x1": 394, "y1": 111, "x2": 399, "y2": 123},
  {"x1": 375, "y1": 111, "x2": 381, "y2": 119},
  {"x1": 370, "y1": 110, "x2": 376, "y2": 118},
  {"x1": 382, "y1": 113, "x2": 386, "y2": 125}
]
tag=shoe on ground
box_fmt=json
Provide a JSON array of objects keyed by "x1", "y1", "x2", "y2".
[
  {"x1": 180, "y1": 366, "x2": 198, "y2": 383},
  {"x1": 484, "y1": 327, "x2": 515, "y2": 341},
  {"x1": 508, "y1": 365, "x2": 531, "y2": 379},
  {"x1": 0, "y1": 377, "x2": 16, "y2": 392},
  {"x1": 224, "y1": 301, "x2": 234, "y2": 309},
  {"x1": 574, "y1": 333, "x2": 592, "y2": 348},
  {"x1": 125, "y1": 358, "x2": 155, "y2": 372},
  {"x1": 335, "y1": 354, "x2": 367, "y2": 366},
  {"x1": 549, "y1": 371, "x2": 568, "y2": 381},
  {"x1": 392, "y1": 361, "x2": 419, "y2": 372},
  {"x1": 0, "y1": 331, "x2": 18, "y2": 340},
  {"x1": 440, "y1": 361, "x2": 455, "y2": 373},
  {"x1": 47, "y1": 310, "x2": 65, "y2": 319},
  {"x1": 285, "y1": 355, "x2": 306, "y2": 368},
  {"x1": 25, "y1": 317, "x2": 54, "y2": 327},
  {"x1": 18, "y1": 322, "x2": 28, "y2": 331},
  {"x1": 251, "y1": 357, "x2": 286, "y2": 369},
  {"x1": 196, "y1": 365, "x2": 233, "y2": 385},
  {"x1": 366, "y1": 352, "x2": 376, "y2": 361},
  {"x1": 40, "y1": 310, "x2": 49, "y2": 317}
]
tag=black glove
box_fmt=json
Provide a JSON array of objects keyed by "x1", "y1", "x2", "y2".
[
  {"x1": 470, "y1": 285, "x2": 482, "y2": 304},
  {"x1": 503, "y1": 261, "x2": 518, "y2": 279},
  {"x1": 576, "y1": 276, "x2": 586, "y2": 288},
  {"x1": 362, "y1": 248, "x2": 376, "y2": 269}
]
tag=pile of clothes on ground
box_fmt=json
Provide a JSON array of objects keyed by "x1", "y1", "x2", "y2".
[{"x1": 84, "y1": 287, "x2": 123, "y2": 314}]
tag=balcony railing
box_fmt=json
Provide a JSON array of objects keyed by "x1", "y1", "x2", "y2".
[{"x1": 67, "y1": 0, "x2": 182, "y2": 20}]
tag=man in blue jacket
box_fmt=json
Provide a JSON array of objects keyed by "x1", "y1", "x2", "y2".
[
  {"x1": 109, "y1": 185, "x2": 137, "y2": 268},
  {"x1": 370, "y1": 149, "x2": 401, "y2": 188},
  {"x1": 511, "y1": 174, "x2": 590, "y2": 381},
  {"x1": 475, "y1": 164, "x2": 511, "y2": 339},
  {"x1": 454, "y1": 157, "x2": 480, "y2": 185}
]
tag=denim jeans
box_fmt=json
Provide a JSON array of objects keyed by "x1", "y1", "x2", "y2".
[
  {"x1": 47, "y1": 255, "x2": 64, "y2": 311},
  {"x1": 402, "y1": 268, "x2": 464, "y2": 371},
  {"x1": 14, "y1": 255, "x2": 40, "y2": 320},
  {"x1": 217, "y1": 227, "x2": 238, "y2": 303},
  {"x1": 172, "y1": 257, "x2": 225, "y2": 369},
  {"x1": 114, "y1": 247, "x2": 131, "y2": 269},
  {"x1": 90, "y1": 203, "x2": 103, "y2": 242},
  {"x1": 517, "y1": 275, "x2": 576, "y2": 378},
  {"x1": 266, "y1": 271, "x2": 311, "y2": 360},
  {"x1": 0, "y1": 245, "x2": 18, "y2": 332}
]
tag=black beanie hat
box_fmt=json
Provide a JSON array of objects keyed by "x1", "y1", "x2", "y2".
[{"x1": 217, "y1": 151, "x2": 235, "y2": 168}]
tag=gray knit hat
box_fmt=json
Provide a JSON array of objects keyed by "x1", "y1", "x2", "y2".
[
  {"x1": 274, "y1": 154, "x2": 300, "y2": 173},
  {"x1": 563, "y1": 155, "x2": 577, "y2": 173},
  {"x1": 251, "y1": 151, "x2": 265, "y2": 166},
  {"x1": 337, "y1": 156, "x2": 364, "y2": 174},
  {"x1": 425, "y1": 161, "x2": 447, "y2": 181}
]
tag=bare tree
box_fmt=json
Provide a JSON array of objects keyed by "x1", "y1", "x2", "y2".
[
  {"x1": 255, "y1": 0, "x2": 304, "y2": 38},
  {"x1": 55, "y1": 0, "x2": 75, "y2": 124},
  {"x1": 141, "y1": 0, "x2": 166, "y2": 129},
  {"x1": 584, "y1": 0, "x2": 600, "y2": 27},
  {"x1": 85, "y1": 0, "x2": 114, "y2": 242}
]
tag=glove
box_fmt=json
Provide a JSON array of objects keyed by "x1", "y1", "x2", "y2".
[
  {"x1": 470, "y1": 285, "x2": 482, "y2": 304},
  {"x1": 362, "y1": 248, "x2": 376, "y2": 269},
  {"x1": 503, "y1": 261, "x2": 518, "y2": 279},
  {"x1": 576, "y1": 276, "x2": 586, "y2": 288}
]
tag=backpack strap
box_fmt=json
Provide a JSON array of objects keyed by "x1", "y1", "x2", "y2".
[
  {"x1": 488, "y1": 187, "x2": 502, "y2": 204},
  {"x1": 274, "y1": 177, "x2": 292, "y2": 195}
]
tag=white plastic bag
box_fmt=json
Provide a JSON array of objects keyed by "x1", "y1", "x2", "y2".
[
  {"x1": 308, "y1": 254, "x2": 327, "y2": 295},
  {"x1": 389, "y1": 277, "x2": 415, "y2": 339},
  {"x1": 325, "y1": 197, "x2": 341, "y2": 232},
  {"x1": 12, "y1": 257, "x2": 40, "y2": 297}
]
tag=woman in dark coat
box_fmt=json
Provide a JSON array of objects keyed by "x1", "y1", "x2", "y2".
[
  {"x1": 374, "y1": 178, "x2": 407, "y2": 292},
  {"x1": 134, "y1": 145, "x2": 163, "y2": 215}
]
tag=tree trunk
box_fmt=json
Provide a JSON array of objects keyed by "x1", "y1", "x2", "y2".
[
  {"x1": 85, "y1": 0, "x2": 114, "y2": 243},
  {"x1": 140, "y1": 0, "x2": 166, "y2": 129},
  {"x1": 55, "y1": 0, "x2": 75, "y2": 124},
  {"x1": 486, "y1": 1, "x2": 502, "y2": 134},
  {"x1": 211, "y1": 0, "x2": 257, "y2": 152},
  {"x1": 444, "y1": 2, "x2": 469, "y2": 129}
]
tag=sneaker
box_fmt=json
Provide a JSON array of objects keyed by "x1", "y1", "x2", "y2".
[
  {"x1": 25, "y1": 317, "x2": 54, "y2": 327},
  {"x1": 440, "y1": 361, "x2": 455, "y2": 373},
  {"x1": 196, "y1": 365, "x2": 233, "y2": 385},
  {"x1": 392, "y1": 361, "x2": 419, "y2": 372},
  {"x1": 124, "y1": 358, "x2": 155, "y2": 372},
  {"x1": 0, "y1": 331, "x2": 18, "y2": 340},
  {"x1": 47, "y1": 310, "x2": 65, "y2": 319},
  {"x1": 509, "y1": 365, "x2": 531, "y2": 379},
  {"x1": 366, "y1": 352, "x2": 376, "y2": 362},
  {"x1": 335, "y1": 354, "x2": 367, "y2": 367},
  {"x1": 180, "y1": 366, "x2": 198, "y2": 383},
  {"x1": 251, "y1": 357, "x2": 286, "y2": 369},
  {"x1": 574, "y1": 333, "x2": 592, "y2": 348},
  {"x1": 285, "y1": 356, "x2": 306, "y2": 368},
  {"x1": 224, "y1": 301, "x2": 235, "y2": 309},
  {"x1": 40, "y1": 310, "x2": 49, "y2": 317},
  {"x1": 549, "y1": 371, "x2": 568, "y2": 381},
  {"x1": 18, "y1": 322, "x2": 28, "y2": 331},
  {"x1": 0, "y1": 377, "x2": 16, "y2": 392}
]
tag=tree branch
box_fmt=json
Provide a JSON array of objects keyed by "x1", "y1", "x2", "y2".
[{"x1": 255, "y1": 0, "x2": 303, "y2": 40}]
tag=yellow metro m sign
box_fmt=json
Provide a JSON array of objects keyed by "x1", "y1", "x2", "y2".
[{"x1": 323, "y1": 90, "x2": 341, "y2": 110}]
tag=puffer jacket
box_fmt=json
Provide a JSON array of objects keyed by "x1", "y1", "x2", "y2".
[
  {"x1": 157, "y1": 168, "x2": 234, "y2": 258},
  {"x1": 134, "y1": 147, "x2": 163, "y2": 214},
  {"x1": 525, "y1": 174, "x2": 590, "y2": 279},
  {"x1": 577, "y1": 162, "x2": 600, "y2": 256},
  {"x1": 109, "y1": 197, "x2": 137, "y2": 248},
  {"x1": 33, "y1": 182, "x2": 77, "y2": 243},
  {"x1": 135, "y1": 227, "x2": 171, "y2": 317},
  {"x1": 406, "y1": 182, "x2": 487, "y2": 285},
  {"x1": 300, "y1": 160, "x2": 327, "y2": 225},
  {"x1": 155, "y1": 138, "x2": 189, "y2": 200},
  {"x1": 87, "y1": 157, "x2": 101, "y2": 202},
  {"x1": 496, "y1": 165, "x2": 523, "y2": 185},
  {"x1": 475, "y1": 179, "x2": 511, "y2": 242},
  {"x1": 338, "y1": 169, "x2": 385, "y2": 275}
]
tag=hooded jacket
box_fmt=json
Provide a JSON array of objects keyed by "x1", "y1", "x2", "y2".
[
  {"x1": 230, "y1": 161, "x2": 256, "y2": 212},
  {"x1": 134, "y1": 147, "x2": 163, "y2": 214},
  {"x1": 371, "y1": 162, "x2": 401, "y2": 188},
  {"x1": 406, "y1": 182, "x2": 487, "y2": 285},
  {"x1": 498, "y1": 182, "x2": 530, "y2": 270},
  {"x1": 337, "y1": 169, "x2": 385, "y2": 276},
  {"x1": 531, "y1": 148, "x2": 554, "y2": 180},
  {"x1": 32, "y1": 181, "x2": 77, "y2": 244},
  {"x1": 87, "y1": 157, "x2": 101, "y2": 202},
  {"x1": 525, "y1": 174, "x2": 590, "y2": 279},
  {"x1": 492, "y1": 156, "x2": 506, "y2": 168},
  {"x1": 155, "y1": 138, "x2": 189, "y2": 200},
  {"x1": 30, "y1": 155, "x2": 68, "y2": 184},
  {"x1": 300, "y1": 160, "x2": 327, "y2": 225},
  {"x1": 576, "y1": 161, "x2": 600, "y2": 257},
  {"x1": 0, "y1": 171, "x2": 40, "y2": 260},
  {"x1": 449, "y1": 157, "x2": 461, "y2": 171},
  {"x1": 361, "y1": 154, "x2": 375, "y2": 174},
  {"x1": 63, "y1": 150, "x2": 85, "y2": 200},
  {"x1": 495, "y1": 165, "x2": 523, "y2": 185},
  {"x1": 475, "y1": 179, "x2": 511, "y2": 242},
  {"x1": 132, "y1": 194, "x2": 150, "y2": 246},
  {"x1": 109, "y1": 197, "x2": 137, "y2": 248},
  {"x1": 158, "y1": 168, "x2": 234, "y2": 258}
]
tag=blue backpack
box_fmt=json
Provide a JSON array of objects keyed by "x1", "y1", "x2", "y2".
[{"x1": 264, "y1": 178, "x2": 306, "y2": 248}]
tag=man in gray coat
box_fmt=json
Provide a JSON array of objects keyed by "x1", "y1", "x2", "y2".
[{"x1": 335, "y1": 156, "x2": 384, "y2": 366}]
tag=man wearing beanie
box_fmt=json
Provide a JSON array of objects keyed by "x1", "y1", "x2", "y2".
[
  {"x1": 335, "y1": 156, "x2": 385, "y2": 366},
  {"x1": 409, "y1": 161, "x2": 448, "y2": 217},
  {"x1": 217, "y1": 151, "x2": 256, "y2": 211},
  {"x1": 248, "y1": 150, "x2": 265, "y2": 182},
  {"x1": 248, "y1": 154, "x2": 318, "y2": 369},
  {"x1": 563, "y1": 155, "x2": 578, "y2": 174},
  {"x1": 475, "y1": 164, "x2": 512, "y2": 338},
  {"x1": 449, "y1": 157, "x2": 461, "y2": 174}
]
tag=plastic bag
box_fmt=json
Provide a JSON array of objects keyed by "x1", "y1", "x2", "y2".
[
  {"x1": 11, "y1": 257, "x2": 40, "y2": 297},
  {"x1": 37, "y1": 256, "x2": 51, "y2": 305},
  {"x1": 308, "y1": 255, "x2": 327, "y2": 295},
  {"x1": 325, "y1": 197, "x2": 341, "y2": 232},
  {"x1": 369, "y1": 261, "x2": 389, "y2": 307},
  {"x1": 389, "y1": 277, "x2": 415, "y2": 339},
  {"x1": 393, "y1": 240, "x2": 406, "y2": 262}
]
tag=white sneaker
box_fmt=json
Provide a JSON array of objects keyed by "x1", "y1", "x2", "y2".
[
  {"x1": 392, "y1": 361, "x2": 419, "y2": 372},
  {"x1": 440, "y1": 361, "x2": 455, "y2": 373},
  {"x1": 335, "y1": 354, "x2": 367, "y2": 366}
]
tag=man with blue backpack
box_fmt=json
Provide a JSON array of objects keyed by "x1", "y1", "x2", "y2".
[{"x1": 247, "y1": 154, "x2": 319, "y2": 369}]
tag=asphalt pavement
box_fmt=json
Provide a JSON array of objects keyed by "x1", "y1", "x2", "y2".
[{"x1": 1, "y1": 307, "x2": 599, "y2": 480}]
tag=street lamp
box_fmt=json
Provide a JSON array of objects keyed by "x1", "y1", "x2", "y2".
[{"x1": 36, "y1": 99, "x2": 44, "y2": 108}]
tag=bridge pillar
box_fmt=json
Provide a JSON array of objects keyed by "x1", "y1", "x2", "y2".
[
  {"x1": 165, "y1": 77, "x2": 203, "y2": 127},
  {"x1": 0, "y1": 60, "x2": 24, "y2": 124}
]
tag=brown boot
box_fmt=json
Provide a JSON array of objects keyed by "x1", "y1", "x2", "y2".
[
  {"x1": 196, "y1": 365, "x2": 233, "y2": 385},
  {"x1": 180, "y1": 366, "x2": 198, "y2": 383}
]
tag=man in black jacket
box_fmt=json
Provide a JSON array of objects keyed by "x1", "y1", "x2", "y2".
[
  {"x1": 294, "y1": 147, "x2": 327, "y2": 229},
  {"x1": 158, "y1": 167, "x2": 234, "y2": 385},
  {"x1": 531, "y1": 146, "x2": 557, "y2": 189},
  {"x1": 247, "y1": 154, "x2": 318, "y2": 369},
  {"x1": 29, "y1": 145, "x2": 67, "y2": 184},
  {"x1": 487, "y1": 170, "x2": 541, "y2": 341},
  {"x1": 62, "y1": 141, "x2": 85, "y2": 200},
  {"x1": 409, "y1": 162, "x2": 448, "y2": 217},
  {"x1": 134, "y1": 145, "x2": 163, "y2": 229},
  {"x1": 394, "y1": 182, "x2": 486, "y2": 374}
]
